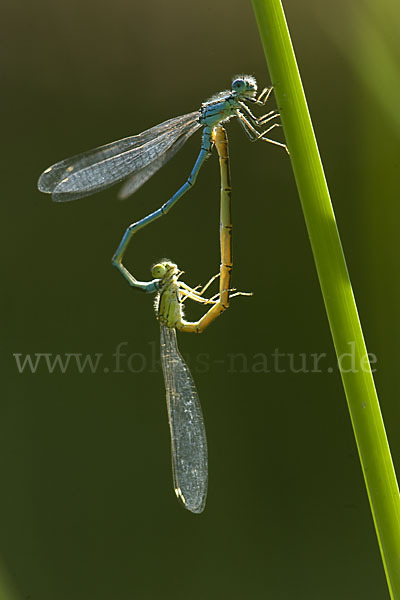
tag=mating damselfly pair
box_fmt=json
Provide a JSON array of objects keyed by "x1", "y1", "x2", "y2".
[{"x1": 38, "y1": 75, "x2": 286, "y2": 513}]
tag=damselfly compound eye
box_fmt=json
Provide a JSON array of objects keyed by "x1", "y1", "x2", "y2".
[
  {"x1": 152, "y1": 263, "x2": 167, "y2": 278},
  {"x1": 232, "y1": 78, "x2": 245, "y2": 91}
]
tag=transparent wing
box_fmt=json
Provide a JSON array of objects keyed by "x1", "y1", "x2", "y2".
[
  {"x1": 38, "y1": 111, "x2": 201, "y2": 202},
  {"x1": 160, "y1": 324, "x2": 208, "y2": 514},
  {"x1": 118, "y1": 121, "x2": 201, "y2": 200}
]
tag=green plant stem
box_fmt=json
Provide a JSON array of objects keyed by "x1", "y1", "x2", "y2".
[{"x1": 251, "y1": 0, "x2": 400, "y2": 596}]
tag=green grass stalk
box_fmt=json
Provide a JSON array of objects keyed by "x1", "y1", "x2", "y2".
[{"x1": 251, "y1": 0, "x2": 400, "y2": 596}]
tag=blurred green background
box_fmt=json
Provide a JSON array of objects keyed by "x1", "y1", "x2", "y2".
[{"x1": 2, "y1": 0, "x2": 400, "y2": 598}]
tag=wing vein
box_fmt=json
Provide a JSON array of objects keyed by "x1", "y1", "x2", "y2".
[
  {"x1": 160, "y1": 324, "x2": 208, "y2": 514},
  {"x1": 38, "y1": 111, "x2": 201, "y2": 202}
]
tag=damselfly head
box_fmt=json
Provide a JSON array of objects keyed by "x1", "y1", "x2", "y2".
[
  {"x1": 152, "y1": 260, "x2": 178, "y2": 280},
  {"x1": 231, "y1": 75, "x2": 258, "y2": 98}
]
